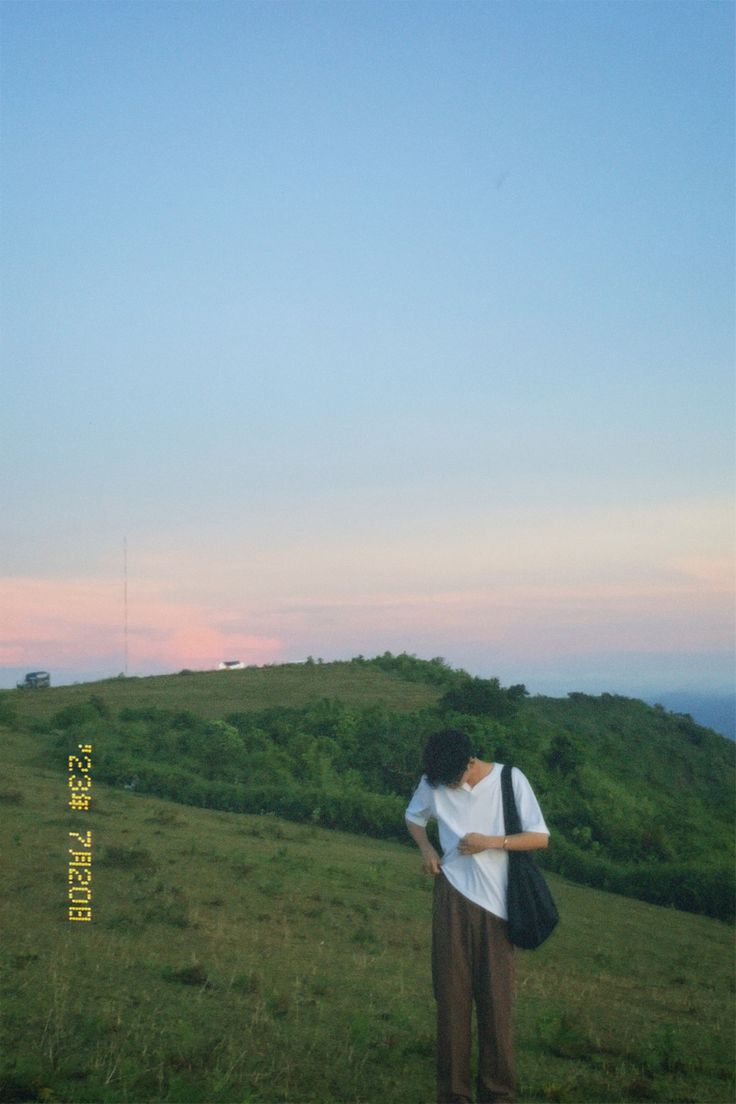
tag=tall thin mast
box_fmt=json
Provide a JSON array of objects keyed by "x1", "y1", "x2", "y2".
[{"x1": 124, "y1": 537, "x2": 129, "y2": 677}]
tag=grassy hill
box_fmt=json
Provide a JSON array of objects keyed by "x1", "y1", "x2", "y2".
[
  {"x1": 2, "y1": 662, "x2": 440, "y2": 725},
  {"x1": 1, "y1": 720, "x2": 734, "y2": 1104},
  {"x1": 3, "y1": 655, "x2": 734, "y2": 924}
]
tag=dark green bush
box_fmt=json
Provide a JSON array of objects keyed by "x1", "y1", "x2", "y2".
[
  {"x1": 543, "y1": 835, "x2": 734, "y2": 922},
  {"x1": 439, "y1": 677, "x2": 527, "y2": 720},
  {"x1": 358, "y1": 651, "x2": 459, "y2": 687},
  {"x1": 50, "y1": 702, "x2": 104, "y2": 730}
]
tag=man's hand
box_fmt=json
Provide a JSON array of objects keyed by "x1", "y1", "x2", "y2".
[
  {"x1": 459, "y1": 832, "x2": 492, "y2": 855},
  {"x1": 405, "y1": 818, "x2": 442, "y2": 875},
  {"x1": 420, "y1": 846, "x2": 442, "y2": 876}
]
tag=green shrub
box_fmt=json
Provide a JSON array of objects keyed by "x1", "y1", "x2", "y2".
[
  {"x1": 439, "y1": 676, "x2": 527, "y2": 720},
  {"x1": 544, "y1": 836, "x2": 734, "y2": 922},
  {"x1": 358, "y1": 651, "x2": 460, "y2": 687},
  {"x1": 50, "y1": 702, "x2": 104, "y2": 729}
]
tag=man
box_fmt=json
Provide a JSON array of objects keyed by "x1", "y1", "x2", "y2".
[{"x1": 405, "y1": 728, "x2": 550, "y2": 1104}]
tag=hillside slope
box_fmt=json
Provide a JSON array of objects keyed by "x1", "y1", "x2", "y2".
[
  {"x1": 3, "y1": 662, "x2": 440, "y2": 724},
  {"x1": 0, "y1": 721, "x2": 733, "y2": 1104},
  {"x1": 4, "y1": 655, "x2": 734, "y2": 922}
]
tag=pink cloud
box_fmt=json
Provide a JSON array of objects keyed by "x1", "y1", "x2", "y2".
[
  {"x1": 0, "y1": 577, "x2": 283, "y2": 672},
  {"x1": 1, "y1": 546, "x2": 731, "y2": 681},
  {"x1": 262, "y1": 573, "x2": 732, "y2": 662}
]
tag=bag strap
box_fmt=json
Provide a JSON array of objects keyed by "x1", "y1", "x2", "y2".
[{"x1": 500, "y1": 763, "x2": 522, "y2": 835}]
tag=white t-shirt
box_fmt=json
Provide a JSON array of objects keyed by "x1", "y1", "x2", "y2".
[{"x1": 405, "y1": 763, "x2": 550, "y2": 921}]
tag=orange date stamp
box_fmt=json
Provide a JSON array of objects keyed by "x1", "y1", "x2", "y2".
[{"x1": 68, "y1": 744, "x2": 92, "y2": 921}]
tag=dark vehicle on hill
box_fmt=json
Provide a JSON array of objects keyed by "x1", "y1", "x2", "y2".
[{"x1": 17, "y1": 671, "x2": 51, "y2": 689}]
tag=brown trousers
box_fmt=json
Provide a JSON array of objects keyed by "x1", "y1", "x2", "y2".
[{"x1": 432, "y1": 873, "x2": 515, "y2": 1104}]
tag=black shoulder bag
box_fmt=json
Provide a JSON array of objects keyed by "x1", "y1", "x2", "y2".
[{"x1": 500, "y1": 764, "x2": 559, "y2": 949}]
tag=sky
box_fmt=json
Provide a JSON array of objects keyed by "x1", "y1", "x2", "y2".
[{"x1": 1, "y1": 0, "x2": 734, "y2": 702}]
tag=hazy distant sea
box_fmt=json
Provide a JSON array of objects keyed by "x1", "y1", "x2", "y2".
[{"x1": 644, "y1": 692, "x2": 736, "y2": 741}]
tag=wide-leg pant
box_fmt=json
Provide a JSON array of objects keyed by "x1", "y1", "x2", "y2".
[{"x1": 431, "y1": 872, "x2": 515, "y2": 1104}]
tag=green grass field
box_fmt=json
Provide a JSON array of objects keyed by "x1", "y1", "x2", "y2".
[
  {"x1": 4, "y1": 664, "x2": 439, "y2": 725},
  {"x1": 1, "y1": 720, "x2": 733, "y2": 1104}
]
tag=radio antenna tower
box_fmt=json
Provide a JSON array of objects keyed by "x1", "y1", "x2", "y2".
[{"x1": 124, "y1": 537, "x2": 129, "y2": 677}]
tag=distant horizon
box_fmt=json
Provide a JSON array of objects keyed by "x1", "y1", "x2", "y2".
[
  {"x1": 3, "y1": 649, "x2": 734, "y2": 699},
  {"x1": 3, "y1": 652, "x2": 734, "y2": 740}
]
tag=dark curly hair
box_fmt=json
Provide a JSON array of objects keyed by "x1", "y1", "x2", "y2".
[{"x1": 422, "y1": 728, "x2": 473, "y2": 788}]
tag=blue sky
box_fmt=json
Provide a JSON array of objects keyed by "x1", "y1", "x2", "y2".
[{"x1": 2, "y1": 0, "x2": 733, "y2": 698}]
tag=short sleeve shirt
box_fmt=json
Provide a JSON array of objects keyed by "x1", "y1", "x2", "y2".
[{"x1": 405, "y1": 763, "x2": 549, "y2": 921}]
